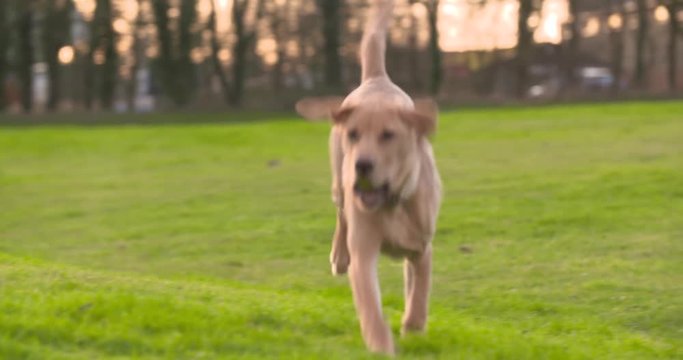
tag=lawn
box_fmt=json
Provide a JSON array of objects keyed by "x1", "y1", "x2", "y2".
[{"x1": 1, "y1": 101, "x2": 682, "y2": 359}]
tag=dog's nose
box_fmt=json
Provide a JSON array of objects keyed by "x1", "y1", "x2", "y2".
[{"x1": 355, "y1": 159, "x2": 374, "y2": 176}]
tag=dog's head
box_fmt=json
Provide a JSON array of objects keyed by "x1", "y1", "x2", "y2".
[{"x1": 296, "y1": 96, "x2": 437, "y2": 211}]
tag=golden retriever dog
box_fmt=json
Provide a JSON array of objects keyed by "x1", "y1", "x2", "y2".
[{"x1": 295, "y1": 0, "x2": 441, "y2": 355}]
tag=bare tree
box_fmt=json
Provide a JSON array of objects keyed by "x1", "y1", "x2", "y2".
[
  {"x1": 208, "y1": 0, "x2": 262, "y2": 106},
  {"x1": 208, "y1": 0, "x2": 230, "y2": 103},
  {"x1": 229, "y1": 0, "x2": 262, "y2": 106},
  {"x1": 317, "y1": 0, "x2": 343, "y2": 89},
  {"x1": 84, "y1": 0, "x2": 117, "y2": 110},
  {"x1": 663, "y1": 0, "x2": 681, "y2": 91},
  {"x1": 516, "y1": 0, "x2": 535, "y2": 98},
  {"x1": 43, "y1": 0, "x2": 73, "y2": 111},
  {"x1": 608, "y1": 0, "x2": 625, "y2": 95},
  {"x1": 407, "y1": 0, "x2": 422, "y2": 92},
  {"x1": 152, "y1": 0, "x2": 197, "y2": 107},
  {"x1": 126, "y1": 0, "x2": 148, "y2": 111},
  {"x1": 151, "y1": 0, "x2": 172, "y2": 104},
  {"x1": 177, "y1": 0, "x2": 197, "y2": 103},
  {"x1": 425, "y1": 0, "x2": 441, "y2": 95},
  {"x1": 83, "y1": 6, "x2": 97, "y2": 109},
  {"x1": 18, "y1": 1, "x2": 35, "y2": 112},
  {"x1": 635, "y1": 0, "x2": 649, "y2": 89},
  {"x1": 0, "y1": 0, "x2": 9, "y2": 110},
  {"x1": 565, "y1": 0, "x2": 580, "y2": 92},
  {"x1": 268, "y1": 0, "x2": 290, "y2": 93},
  {"x1": 100, "y1": 0, "x2": 117, "y2": 109}
]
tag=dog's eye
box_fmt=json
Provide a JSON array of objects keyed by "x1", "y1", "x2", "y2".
[
  {"x1": 380, "y1": 130, "x2": 395, "y2": 142},
  {"x1": 348, "y1": 129, "x2": 360, "y2": 142}
]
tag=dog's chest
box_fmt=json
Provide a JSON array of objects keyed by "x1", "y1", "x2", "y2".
[{"x1": 378, "y1": 204, "x2": 432, "y2": 258}]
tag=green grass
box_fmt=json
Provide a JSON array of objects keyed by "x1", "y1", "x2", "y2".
[{"x1": 1, "y1": 101, "x2": 682, "y2": 359}]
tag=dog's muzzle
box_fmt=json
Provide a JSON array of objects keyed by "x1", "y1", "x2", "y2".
[{"x1": 353, "y1": 179, "x2": 395, "y2": 209}]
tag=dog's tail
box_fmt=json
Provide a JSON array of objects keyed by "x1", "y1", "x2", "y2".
[{"x1": 361, "y1": 0, "x2": 394, "y2": 82}]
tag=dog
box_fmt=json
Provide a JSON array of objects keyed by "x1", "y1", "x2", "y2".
[{"x1": 295, "y1": 0, "x2": 441, "y2": 355}]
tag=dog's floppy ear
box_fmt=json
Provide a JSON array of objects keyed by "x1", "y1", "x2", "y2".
[
  {"x1": 331, "y1": 106, "x2": 354, "y2": 125},
  {"x1": 295, "y1": 96, "x2": 345, "y2": 121},
  {"x1": 401, "y1": 98, "x2": 438, "y2": 136}
]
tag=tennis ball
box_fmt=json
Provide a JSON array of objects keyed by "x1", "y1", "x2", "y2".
[{"x1": 356, "y1": 177, "x2": 373, "y2": 191}]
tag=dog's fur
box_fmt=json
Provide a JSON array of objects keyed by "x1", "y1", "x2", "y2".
[{"x1": 295, "y1": 0, "x2": 441, "y2": 355}]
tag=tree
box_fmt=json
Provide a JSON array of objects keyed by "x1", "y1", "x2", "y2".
[
  {"x1": 42, "y1": 0, "x2": 73, "y2": 111},
  {"x1": 177, "y1": 0, "x2": 196, "y2": 103},
  {"x1": 84, "y1": 0, "x2": 117, "y2": 110},
  {"x1": 208, "y1": 0, "x2": 262, "y2": 107},
  {"x1": 0, "y1": 0, "x2": 9, "y2": 110},
  {"x1": 425, "y1": 0, "x2": 441, "y2": 95},
  {"x1": 99, "y1": 0, "x2": 117, "y2": 110},
  {"x1": 663, "y1": 0, "x2": 681, "y2": 91},
  {"x1": 208, "y1": 0, "x2": 231, "y2": 104},
  {"x1": 152, "y1": 0, "x2": 197, "y2": 107},
  {"x1": 608, "y1": 0, "x2": 625, "y2": 95},
  {"x1": 267, "y1": 0, "x2": 290, "y2": 93},
  {"x1": 17, "y1": 1, "x2": 35, "y2": 112},
  {"x1": 424, "y1": 0, "x2": 443, "y2": 95},
  {"x1": 565, "y1": 0, "x2": 580, "y2": 92},
  {"x1": 316, "y1": 0, "x2": 343, "y2": 89},
  {"x1": 406, "y1": 0, "x2": 422, "y2": 92},
  {"x1": 635, "y1": 0, "x2": 649, "y2": 89},
  {"x1": 515, "y1": 0, "x2": 535, "y2": 98},
  {"x1": 229, "y1": 0, "x2": 262, "y2": 106},
  {"x1": 126, "y1": 0, "x2": 145, "y2": 111}
]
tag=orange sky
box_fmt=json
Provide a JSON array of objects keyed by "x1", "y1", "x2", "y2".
[
  {"x1": 439, "y1": 0, "x2": 569, "y2": 52},
  {"x1": 74, "y1": 0, "x2": 572, "y2": 54}
]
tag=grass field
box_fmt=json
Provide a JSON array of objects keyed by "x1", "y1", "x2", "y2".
[{"x1": 1, "y1": 101, "x2": 682, "y2": 359}]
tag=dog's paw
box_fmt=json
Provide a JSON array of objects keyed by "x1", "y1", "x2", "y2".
[
  {"x1": 330, "y1": 252, "x2": 350, "y2": 276},
  {"x1": 400, "y1": 324, "x2": 426, "y2": 337},
  {"x1": 400, "y1": 318, "x2": 426, "y2": 337}
]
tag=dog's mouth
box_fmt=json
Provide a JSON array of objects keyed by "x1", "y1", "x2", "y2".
[{"x1": 353, "y1": 180, "x2": 390, "y2": 209}]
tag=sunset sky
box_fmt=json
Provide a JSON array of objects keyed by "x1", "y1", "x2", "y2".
[
  {"x1": 439, "y1": 0, "x2": 569, "y2": 52},
  {"x1": 69, "y1": 0, "x2": 579, "y2": 56}
]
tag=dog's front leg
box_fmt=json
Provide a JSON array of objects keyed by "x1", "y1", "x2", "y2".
[
  {"x1": 330, "y1": 208, "x2": 350, "y2": 275},
  {"x1": 348, "y1": 224, "x2": 394, "y2": 355},
  {"x1": 401, "y1": 243, "x2": 432, "y2": 335},
  {"x1": 329, "y1": 127, "x2": 350, "y2": 275}
]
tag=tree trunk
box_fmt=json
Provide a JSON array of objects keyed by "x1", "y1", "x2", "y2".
[
  {"x1": 270, "y1": 1, "x2": 290, "y2": 94},
  {"x1": 152, "y1": 0, "x2": 179, "y2": 106},
  {"x1": 408, "y1": 0, "x2": 422, "y2": 92},
  {"x1": 565, "y1": 0, "x2": 580, "y2": 92},
  {"x1": 100, "y1": 0, "x2": 116, "y2": 110},
  {"x1": 229, "y1": 0, "x2": 261, "y2": 107},
  {"x1": 152, "y1": 0, "x2": 174, "y2": 105},
  {"x1": 127, "y1": 0, "x2": 144, "y2": 112},
  {"x1": 18, "y1": 6, "x2": 33, "y2": 112},
  {"x1": 177, "y1": 0, "x2": 196, "y2": 105},
  {"x1": 44, "y1": 0, "x2": 72, "y2": 111},
  {"x1": 666, "y1": 2, "x2": 679, "y2": 92},
  {"x1": 230, "y1": 1, "x2": 248, "y2": 106},
  {"x1": 46, "y1": 50, "x2": 60, "y2": 111},
  {"x1": 0, "y1": 1, "x2": 8, "y2": 111},
  {"x1": 208, "y1": 0, "x2": 231, "y2": 103},
  {"x1": 317, "y1": 0, "x2": 342, "y2": 89},
  {"x1": 84, "y1": 0, "x2": 101, "y2": 110},
  {"x1": 635, "y1": 0, "x2": 649, "y2": 89},
  {"x1": 609, "y1": 0, "x2": 625, "y2": 96},
  {"x1": 152, "y1": 0, "x2": 196, "y2": 107},
  {"x1": 426, "y1": 0, "x2": 442, "y2": 96},
  {"x1": 516, "y1": 0, "x2": 533, "y2": 98},
  {"x1": 84, "y1": 33, "x2": 96, "y2": 110}
]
